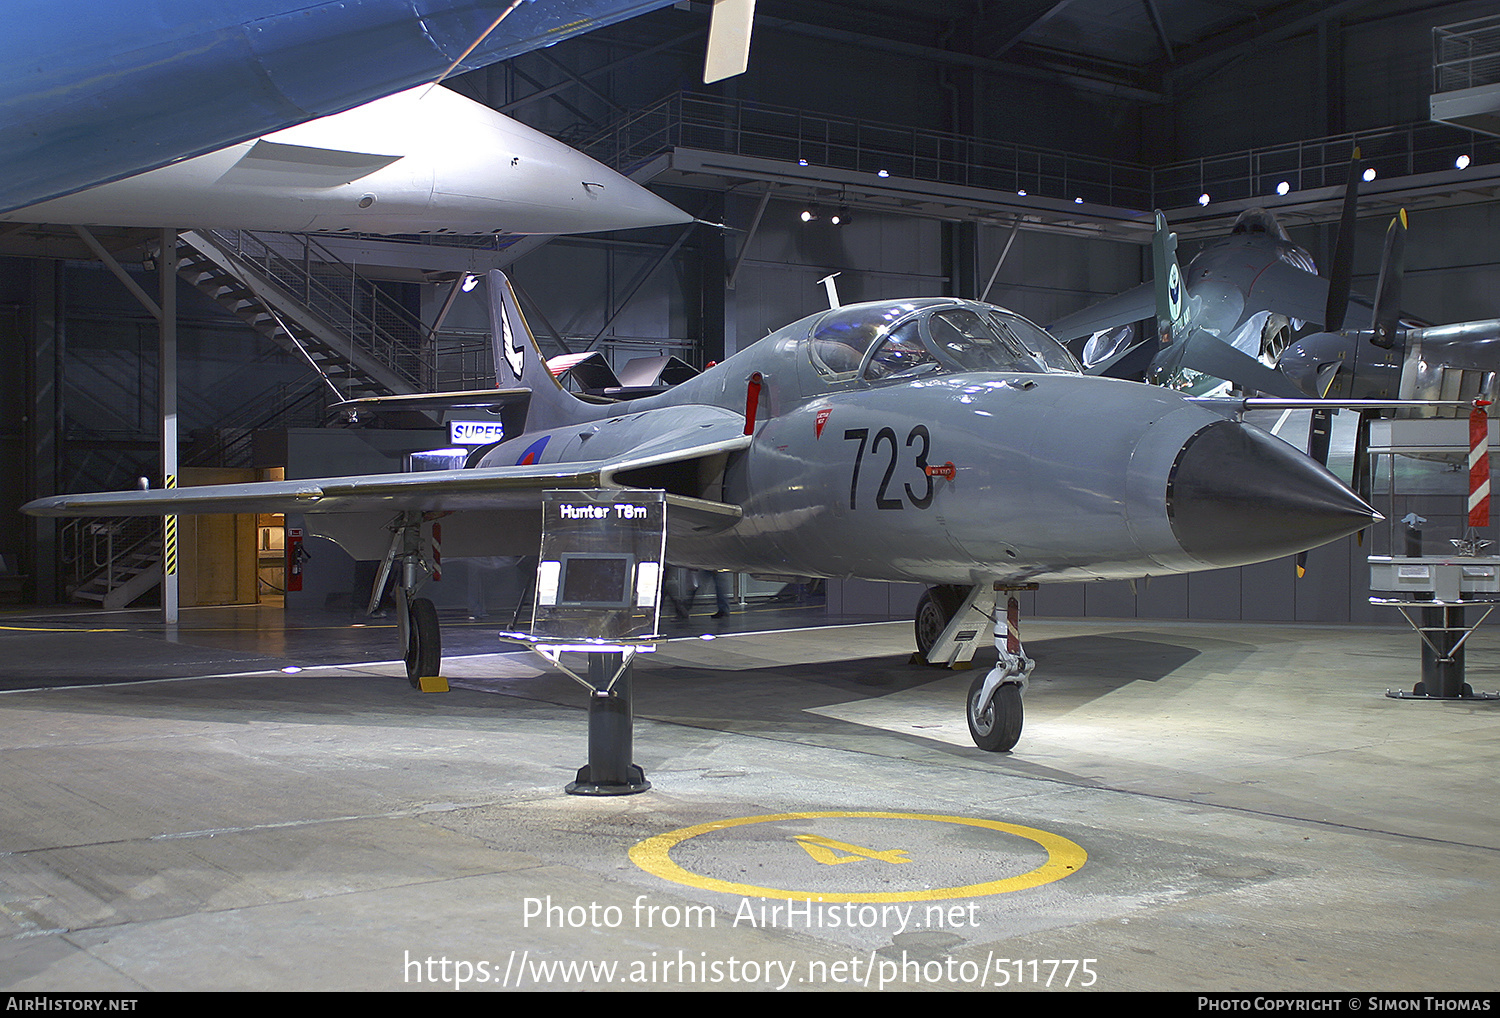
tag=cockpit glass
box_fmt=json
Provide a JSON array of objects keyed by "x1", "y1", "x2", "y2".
[
  {"x1": 808, "y1": 301, "x2": 928, "y2": 380},
  {"x1": 926, "y1": 308, "x2": 1080, "y2": 374},
  {"x1": 807, "y1": 301, "x2": 1079, "y2": 383},
  {"x1": 862, "y1": 320, "x2": 935, "y2": 380}
]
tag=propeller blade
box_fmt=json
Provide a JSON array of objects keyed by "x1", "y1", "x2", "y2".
[
  {"x1": 1316, "y1": 361, "x2": 1342, "y2": 398},
  {"x1": 1352, "y1": 410, "x2": 1375, "y2": 506},
  {"x1": 1175, "y1": 331, "x2": 1308, "y2": 399},
  {"x1": 1324, "y1": 146, "x2": 1361, "y2": 331},
  {"x1": 1307, "y1": 406, "x2": 1334, "y2": 466},
  {"x1": 1370, "y1": 210, "x2": 1407, "y2": 350}
]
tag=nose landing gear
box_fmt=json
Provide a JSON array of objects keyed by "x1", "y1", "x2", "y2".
[{"x1": 915, "y1": 582, "x2": 1036, "y2": 752}]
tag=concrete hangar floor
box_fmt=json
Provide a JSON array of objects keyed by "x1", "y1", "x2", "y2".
[{"x1": 0, "y1": 599, "x2": 1496, "y2": 993}]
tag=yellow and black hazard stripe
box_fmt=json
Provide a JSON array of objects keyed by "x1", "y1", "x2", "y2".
[{"x1": 164, "y1": 474, "x2": 177, "y2": 576}]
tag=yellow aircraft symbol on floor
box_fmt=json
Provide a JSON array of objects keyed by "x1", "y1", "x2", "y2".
[{"x1": 792, "y1": 834, "x2": 910, "y2": 865}]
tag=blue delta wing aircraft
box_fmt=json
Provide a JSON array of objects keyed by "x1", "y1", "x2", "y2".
[
  {"x1": 0, "y1": 0, "x2": 756, "y2": 215},
  {"x1": 25, "y1": 275, "x2": 1380, "y2": 752}
]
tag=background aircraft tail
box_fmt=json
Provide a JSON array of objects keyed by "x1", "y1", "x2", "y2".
[{"x1": 1152, "y1": 210, "x2": 1189, "y2": 345}]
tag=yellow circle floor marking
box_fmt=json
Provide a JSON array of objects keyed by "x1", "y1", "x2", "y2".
[{"x1": 629, "y1": 811, "x2": 1086, "y2": 903}]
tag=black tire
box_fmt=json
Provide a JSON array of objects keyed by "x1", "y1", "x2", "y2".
[
  {"x1": 914, "y1": 589, "x2": 948, "y2": 661},
  {"x1": 967, "y1": 674, "x2": 1023, "y2": 752},
  {"x1": 404, "y1": 596, "x2": 442, "y2": 689},
  {"x1": 914, "y1": 584, "x2": 969, "y2": 662}
]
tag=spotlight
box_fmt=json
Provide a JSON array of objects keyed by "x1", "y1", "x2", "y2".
[
  {"x1": 1276, "y1": 181, "x2": 1290, "y2": 196},
  {"x1": 1457, "y1": 154, "x2": 1471, "y2": 170},
  {"x1": 1198, "y1": 193, "x2": 1210, "y2": 206},
  {"x1": 830, "y1": 212, "x2": 842, "y2": 225},
  {"x1": 1363, "y1": 167, "x2": 1377, "y2": 182},
  {"x1": 799, "y1": 210, "x2": 815, "y2": 222}
]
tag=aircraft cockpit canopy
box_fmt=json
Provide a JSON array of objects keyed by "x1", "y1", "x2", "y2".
[
  {"x1": 1228, "y1": 208, "x2": 1292, "y2": 242},
  {"x1": 808, "y1": 299, "x2": 1079, "y2": 384}
]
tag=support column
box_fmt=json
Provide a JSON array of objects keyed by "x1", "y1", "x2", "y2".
[
  {"x1": 25, "y1": 260, "x2": 62, "y2": 604},
  {"x1": 160, "y1": 230, "x2": 178, "y2": 623},
  {"x1": 701, "y1": 192, "x2": 728, "y2": 365}
]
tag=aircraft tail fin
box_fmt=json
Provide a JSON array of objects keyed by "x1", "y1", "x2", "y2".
[
  {"x1": 487, "y1": 270, "x2": 590, "y2": 433},
  {"x1": 1151, "y1": 210, "x2": 1189, "y2": 346}
]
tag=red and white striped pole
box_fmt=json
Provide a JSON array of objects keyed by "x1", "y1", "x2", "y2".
[{"x1": 1469, "y1": 400, "x2": 1491, "y2": 529}]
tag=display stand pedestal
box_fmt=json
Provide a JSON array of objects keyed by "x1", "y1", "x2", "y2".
[{"x1": 1369, "y1": 556, "x2": 1500, "y2": 701}]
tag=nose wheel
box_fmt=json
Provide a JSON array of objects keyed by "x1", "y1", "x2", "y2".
[
  {"x1": 967, "y1": 675, "x2": 1023, "y2": 752},
  {"x1": 914, "y1": 584, "x2": 1035, "y2": 752}
]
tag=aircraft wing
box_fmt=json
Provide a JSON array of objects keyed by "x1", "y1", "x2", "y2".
[
  {"x1": 1244, "y1": 260, "x2": 1329, "y2": 328},
  {"x1": 1047, "y1": 282, "x2": 1155, "y2": 344},
  {"x1": 23, "y1": 420, "x2": 750, "y2": 538}
]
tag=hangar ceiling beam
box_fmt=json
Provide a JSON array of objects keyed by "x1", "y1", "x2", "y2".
[
  {"x1": 753, "y1": 13, "x2": 1168, "y2": 104},
  {"x1": 964, "y1": 1, "x2": 1074, "y2": 61},
  {"x1": 495, "y1": 29, "x2": 704, "y2": 114},
  {"x1": 1165, "y1": 0, "x2": 1366, "y2": 89},
  {"x1": 71, "y1": 226, "x2": 162, "y2": 322},
  {"x1": 1141, "y1": 0, "x2": 1175, "y2": 64}
]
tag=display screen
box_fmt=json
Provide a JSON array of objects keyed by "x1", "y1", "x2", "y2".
[{"x1": 558, "y1": 554, "x2": 634, "y2": 607}]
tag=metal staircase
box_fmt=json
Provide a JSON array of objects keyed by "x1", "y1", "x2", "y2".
[
  {"x1": 61, "y1": 228, "x2": 442, "y2": 608},
  {"x1": 173, "y1": 229, "x2": 433, "y2": 402}
]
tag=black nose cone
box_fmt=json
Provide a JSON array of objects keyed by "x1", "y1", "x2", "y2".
[{"x1": 1168, "y1": 420, "x2": 1381, "y2": 568}]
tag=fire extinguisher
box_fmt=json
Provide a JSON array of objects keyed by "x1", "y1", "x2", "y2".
[{"x1": 286, "y1": 528, "x2": 308, "y2": 591}]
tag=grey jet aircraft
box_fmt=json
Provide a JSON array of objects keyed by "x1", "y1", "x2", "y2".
[{"x1": 24, "y1": 273, "x2": 1380, "y2": 752}]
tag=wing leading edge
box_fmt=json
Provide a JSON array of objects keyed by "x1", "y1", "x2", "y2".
[{"x1": 22, "y1": 422, "x2": 750, "y2": 538}]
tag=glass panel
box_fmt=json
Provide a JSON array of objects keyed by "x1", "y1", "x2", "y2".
[
  {"x1": 862, "y1": 320, "x2": 936, "y2": 380},
  {"x1": 808, "y1": 301, "x2": 929, "y2": 381},
  {"x1": 925, "y1": 308, "x2": 1043, "y2": 373}
]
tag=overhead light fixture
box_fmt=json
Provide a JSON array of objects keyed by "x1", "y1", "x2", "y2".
[
  {"x1": 877, "y1": 169, "x2": 890, "y2": 178},
  {"x1": 1074, "y1": 197, "x2": 1084, "y2": 204},
  {"x1": 1016, "y1": 189, "x2": 1027, "y2": 197},
  {"x1": 798, "y1": 158, "x2": 808, "y2": 167},
  {"x1": 830, "y1": 211, "x2": 843, "y2": 225},
  {"x1": 799, "y1": 209, "x2": 816, "y2": 222},
  {"x1": 1276, "y1": 181, "x2": 1291, "y2": 196},
  {"x1": 460, "y1": 273, "x2": 479, "y2": 292},
  {"x1": 1198, "y1": 193, "x2": 1210, "y2": 206},
  {"x1": 1363, "y1": 167, "x2": 1377, "y2": 182},
  {"x1": 1456, "y1": 154, "x2": 1471, "y2": 170}
]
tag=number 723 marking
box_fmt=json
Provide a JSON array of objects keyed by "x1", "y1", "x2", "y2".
[{"x1": 844, "y1": 425, "x2": 935, "y2": 510}]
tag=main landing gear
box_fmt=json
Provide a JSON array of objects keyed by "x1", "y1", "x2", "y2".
[
  {"x1": 373, "y1": 511, "x2": 447, "y2": 690},
  {"x1": 915, "y1": 582, "x2": 1036, "y2": 753}
]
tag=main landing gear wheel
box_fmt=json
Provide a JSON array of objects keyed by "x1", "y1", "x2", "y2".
[
  {"x1": 967, "y1": 675, "x2": 1023, "y2": 753},
  {"x1": 403, "y1": 596, "x2": 441, "y2": 689},
  {"x1": 914, "y1": 585, "x2": 967, "y2": 662}
]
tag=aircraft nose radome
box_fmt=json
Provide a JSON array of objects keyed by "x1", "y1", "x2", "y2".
[{"x1": 1166, "y1": 420, "x2": 1381, "y2": 568}]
